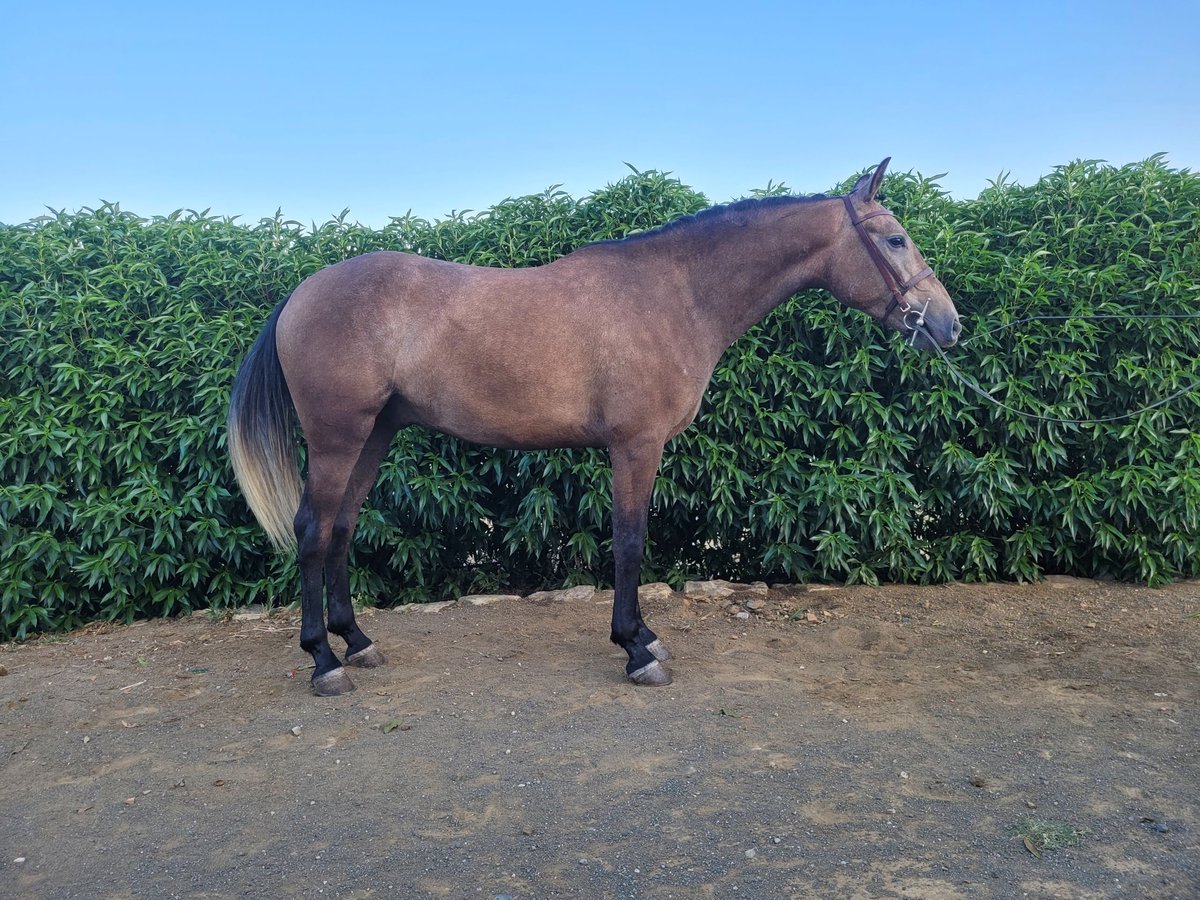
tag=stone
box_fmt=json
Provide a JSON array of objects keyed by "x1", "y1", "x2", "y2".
[
  {"x1": 420, "y1": 600, "x2": 457, "y2": 613},
  {"x1": 638, "y1": 582, "x2": 675, "y2": 600},
  {"x1": 558, "y1": 585, "x2": 597, "y2": 603},
  {"x1": 232, "y1": 605, "x2": 268, "y2": 621},
  {"x1": 744, "y1": 597, "x2": 767, "y2": 612},
  {"x1": 524, "y1": 586, "x2": 595, "y2": 603},
  {"x1": 461, "y1": 594, "x2": 519, "y2": 607},
  {"x1": 683, "y1": 580, "x2": 738, "y2": 599},
  {"x1": 748, "y1": 582, "x2": 770, "y2": 594}
]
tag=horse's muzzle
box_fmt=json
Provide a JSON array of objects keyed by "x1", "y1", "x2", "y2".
[{"x1": 908, "y1": 310, "x2": 961, "y2": 352}]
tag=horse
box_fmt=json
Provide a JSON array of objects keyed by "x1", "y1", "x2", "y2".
[{"x1": 227, "y1": 158, "x2": 961, "y2": 696}]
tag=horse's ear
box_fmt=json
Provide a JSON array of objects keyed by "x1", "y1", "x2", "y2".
[{"x1": 851, "y1": 157, "x2": 891, "y2": 201}]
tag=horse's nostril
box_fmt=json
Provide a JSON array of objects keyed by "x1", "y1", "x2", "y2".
[{"x1": 951, "y1": 318, "x2": 962, "y2": 340}]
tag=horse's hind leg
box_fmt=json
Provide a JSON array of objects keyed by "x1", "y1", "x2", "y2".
[
  {"x1": 295, "y1": 438, "x2": 371, "y2": 696},
  {"x1": 324, "y1": 415, "x2": 401, "y2": 668}
]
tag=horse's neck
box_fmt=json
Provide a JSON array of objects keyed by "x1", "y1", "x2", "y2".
[{"x1": 669, "y1": 202, "x2": 834, "y2": 359}]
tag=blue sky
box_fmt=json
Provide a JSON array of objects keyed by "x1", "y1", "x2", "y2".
[{"x1": 3, "y1": 1, "x2": 1197, "y2": 227}]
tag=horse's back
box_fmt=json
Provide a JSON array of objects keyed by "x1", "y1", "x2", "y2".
[{"x1": 274, "y1": 249, "x2": 704, "y2": 450}]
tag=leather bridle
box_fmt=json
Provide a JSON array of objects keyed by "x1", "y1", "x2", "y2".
[{"x1": 842, "y1": 194, "x2": 934, "y2": 342}]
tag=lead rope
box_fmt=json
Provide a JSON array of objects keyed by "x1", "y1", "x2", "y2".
[
  {"x1": 961, "y1": 312, "x2": 1200, "y2": 346},
  {"x1": 910, "y1": 313, "x2": 1200, "y2": 425}
]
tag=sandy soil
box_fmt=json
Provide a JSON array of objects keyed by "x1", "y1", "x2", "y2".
[{"x1": 2, "y1": 579, "x2": 1198, "y2": 899}]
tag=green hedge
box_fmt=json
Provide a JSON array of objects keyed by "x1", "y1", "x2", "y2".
[{"x1": 3, "y1": 157, "x2": 1199, "y2": 639}]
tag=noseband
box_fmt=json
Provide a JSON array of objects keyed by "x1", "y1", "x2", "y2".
[{"x1": 842, "y1": 195, "x2": 934, "y2": 343}]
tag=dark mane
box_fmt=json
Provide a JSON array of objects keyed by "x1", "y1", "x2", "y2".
[{"x1": 584, "y1": 193, "x2": 831, "y2": 249}]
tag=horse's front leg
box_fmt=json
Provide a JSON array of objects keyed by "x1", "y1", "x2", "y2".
[{"x1": 609, "y1": 438, "x2": 672, "y2": 686}]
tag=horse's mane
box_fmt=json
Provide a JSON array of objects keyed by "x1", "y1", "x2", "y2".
[{"x1": 585, "y1": 193, "x2": 830, "y2": 249}]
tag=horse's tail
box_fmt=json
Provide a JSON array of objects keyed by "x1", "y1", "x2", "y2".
[{"x1": 227, "y1": 302, "x2": 302, "y2": 552}]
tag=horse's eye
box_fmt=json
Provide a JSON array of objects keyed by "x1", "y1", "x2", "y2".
[{"x1": 887, "y1": 235, "x2": 906, "y2": 248}]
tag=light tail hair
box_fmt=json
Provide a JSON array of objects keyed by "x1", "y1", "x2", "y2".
[{"x1": 226, "y1": 304, "x2": 301, "y2": 552}]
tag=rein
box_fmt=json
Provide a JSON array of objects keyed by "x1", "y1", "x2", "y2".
[
  {"x1": 911, "y1": 317, "x2": 1200, "y2": 425},
  {"x1": 843, "y1": 194, "x2": 933, "y2": 343},
  {"x1": 843, "y1": 193, "x2": 1200, "y2": 424},
  {"x1": 960, "y1": 312, "x2": 1200, "y2": 346}
]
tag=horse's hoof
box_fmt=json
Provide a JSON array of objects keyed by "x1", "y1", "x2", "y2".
[
  {"x1": 312, "y1": 667, "x2": 356, "y2": 696},
  {"x1": 347, "y1": 643, "x2": 386, "y2": 668},
  {"x1": 646, "y1": 639, "x2": 672, "y2": 662},
  {"x1": 628, "y1": 660, "x2": 673, "y2": 687}
]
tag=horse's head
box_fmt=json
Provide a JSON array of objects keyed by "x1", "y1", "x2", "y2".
[{"x1": 826, "y1": 158, "x2": 960, "y2": 352}]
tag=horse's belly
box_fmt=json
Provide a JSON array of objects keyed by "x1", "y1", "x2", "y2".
[{"x1": 406, "y1": 379, "x2": 604, "y2": 450}]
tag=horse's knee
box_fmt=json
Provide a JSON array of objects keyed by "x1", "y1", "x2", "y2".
[{"x1": 612, "y1": 531, "x2": 645, "y2": 568}]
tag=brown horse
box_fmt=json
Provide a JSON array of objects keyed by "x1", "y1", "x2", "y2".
[{"x1": 228, "y1": 159, "x2": 960, "y2": 695}]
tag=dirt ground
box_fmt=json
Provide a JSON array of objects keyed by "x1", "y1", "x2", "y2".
[{"x1": 2, "y1": 579, "x2": 1198, "y2": 899}]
